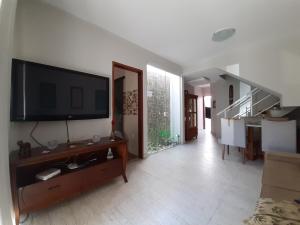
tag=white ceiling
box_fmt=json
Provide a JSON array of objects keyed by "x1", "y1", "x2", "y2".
[
  {"x1": 184, "y1": 68, "x2": 225, "y2": 81},
  {"x1": 186, "y1": 78, "x2": 210, "y2": 87},
  {"x1": 40, "y1": 0, "x2": 300, "y2": 70}
]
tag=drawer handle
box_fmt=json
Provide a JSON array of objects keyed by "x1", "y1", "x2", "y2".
[{"x1": 48, "y1": 184, "x2": 61, "y2": 191}]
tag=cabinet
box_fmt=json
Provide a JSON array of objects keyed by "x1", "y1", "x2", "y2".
[
  {"x1": 185, "y1": 91, "x2": 198, "y2": 141},
  {"x1": 10, "y1": 137, "x2": 128, "y2": 225}
]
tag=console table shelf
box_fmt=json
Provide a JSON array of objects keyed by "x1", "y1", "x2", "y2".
[{"x1": 10, "y1": 137, "x2": 128, "y2": 225}]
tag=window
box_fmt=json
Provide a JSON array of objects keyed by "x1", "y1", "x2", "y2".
[
  {"x1": 147, "y1": 65, "x2": 182, "y2": 153},
  {"x1": 229, "y1": 85, "x2": 234, "y2": 105}
]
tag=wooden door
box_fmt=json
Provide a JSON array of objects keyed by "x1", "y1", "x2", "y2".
[{"x1": 185, "y1": 92, "x2": 198, "y2": 141}]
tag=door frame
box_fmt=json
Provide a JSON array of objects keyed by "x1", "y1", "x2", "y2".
[{"x1": 112, "y1": 61, "x2": 144, "y2": 159}]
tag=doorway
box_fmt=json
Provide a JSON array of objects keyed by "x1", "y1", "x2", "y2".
[
  {"x1": 112, "y1": 62, "x2": 143, "y2": 159},
  {"x1": 203, "y1": 96, "x2": 211, "y2": 132}
]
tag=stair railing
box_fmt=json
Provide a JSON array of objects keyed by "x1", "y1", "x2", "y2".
[
  {"x1": 217, "y1": 88, "x2": 280, "y2": 119},
  {"x1": 217, "y1": 88, "x2": 259, "y2": 118}
]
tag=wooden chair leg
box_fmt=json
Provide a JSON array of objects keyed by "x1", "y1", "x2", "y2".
[
  {"x1": 222, "y1": 145, "x2": 225, "y2": 160},
  {"x1": 227, "y1": 145, "x2": 229, "y2": 155}
]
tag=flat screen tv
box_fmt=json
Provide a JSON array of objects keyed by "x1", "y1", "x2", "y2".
[{"x1": 11, "y1": 59, "x2": 109, "y2": 121}]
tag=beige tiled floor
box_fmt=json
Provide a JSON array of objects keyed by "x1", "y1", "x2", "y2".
[{"x1": 27, "y1": 131, "x2": 263, "y2": 225}]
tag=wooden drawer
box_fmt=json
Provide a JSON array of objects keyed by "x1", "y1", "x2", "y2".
[
  {"x1": 19, "y1": 171, "x2": 82, "y2": 213},
  {"x1": 82, "y1": 159, "x2": 123, "y2": 191},
  {"x1": 18, "y1": 159, "x2": 123, "y2": 213}
]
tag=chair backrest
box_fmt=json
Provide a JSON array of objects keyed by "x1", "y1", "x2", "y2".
[
  {"x1": 261, "y1": 120, "x2": 297, "y2": 153},
  {"x1": 221, "y1": 118, "x2": 246, "y2": 148}
]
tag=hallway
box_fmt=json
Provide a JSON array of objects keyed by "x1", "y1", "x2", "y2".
[{"x1": 29, "y1": 132, "x2": 263, "y2": 225}]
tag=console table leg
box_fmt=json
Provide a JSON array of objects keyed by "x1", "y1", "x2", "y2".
[
  {"x1": 10, "y1": 164, "x2": 20, "y2": 225},
  {"x1": 122, "y1": 172, "x2": 128, "y2": 183},
  {"x1": 15, "y1": 209, "x2": 20, "y2": 225}
]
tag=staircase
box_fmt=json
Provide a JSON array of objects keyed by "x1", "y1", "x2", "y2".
[{"x1": 217, "y1": 88, "x2": 281, "y2": 119}]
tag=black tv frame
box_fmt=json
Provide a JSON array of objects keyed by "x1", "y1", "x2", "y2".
[{"x1": 10, "y1": 59, "x2": 110, "y2": 121}]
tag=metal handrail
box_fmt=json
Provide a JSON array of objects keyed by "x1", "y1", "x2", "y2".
[
  {"x1": 217, "y1": 85, "x2": 280, "y2": 119},
  {"x1": 251, "y1": 94, "x2": 272, "y2": 108},
  {"x1": 217, "y1": 88, "x2": 259, "y2": 116},
  {"x1": 254, "y1": 100, "x2": 280, "y2": 117},
  {"x1": 232, "y1": 108, "x2": 249, "y2": 119},
  {"x1": 226, "y1": 88, "x2": 261, "y2": 115},
  {"x1": 233, "y1": 96, "x2": 279, "y2": 118}
]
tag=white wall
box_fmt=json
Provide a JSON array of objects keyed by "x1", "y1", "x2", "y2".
[
  {"x1": 194, "y1": 86, "x2": 211, "y2": 97},
  {"x1": 185, "y1": 33, "x2": 300, "y2": 107},
  {"x1": 194, "y1": 86, "x2": 203, "y2": 97},
  {"x1": 201, "y1": 87, "x2": 211, "y2": 96},
  {"x1": 0, "y1": 0, "x2": 17, "y2": 224},
  {"x1": 11, "y1": 0, "x2": 182, "y2": 151},
  {"x1": 211, "y1": 77, "x2": 240, "y2": 138},
  {"x1": 184, "y1": 83, "x2": 194, "y2": 94}
]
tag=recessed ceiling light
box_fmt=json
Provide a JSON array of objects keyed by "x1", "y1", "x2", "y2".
[{"x1": 212, "y1": 28, "x2": 236, "y2": 42}]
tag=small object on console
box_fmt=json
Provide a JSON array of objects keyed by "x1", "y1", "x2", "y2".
[
  {"x1": 17, "y1": 141, "x2": 31, "y2": 158},
  {"x1": 67, "y1": 163, "x2": 80, "y2": 170},
  {"x1": 107, "y1": 148, "x2": 114, "y2": 160},
  {"x1": 89, "y1": 158, "x2": 97, "y2": 162},
  {"x1": 36, "y1": 168, "x2": 61, "y2": 181}
]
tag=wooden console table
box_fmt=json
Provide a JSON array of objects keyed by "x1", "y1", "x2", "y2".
[{"x1": 10, "y1": 137, "x2": 128, "y2": 225}]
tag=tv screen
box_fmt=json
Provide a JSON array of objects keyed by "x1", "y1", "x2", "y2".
[{"x1": 11, "y1": 59, "x2": 109, "y2": 121}]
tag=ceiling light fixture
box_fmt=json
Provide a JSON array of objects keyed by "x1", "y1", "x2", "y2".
[{"x1": 212, "y1": 28, "x2": 236, "y2": 42}]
